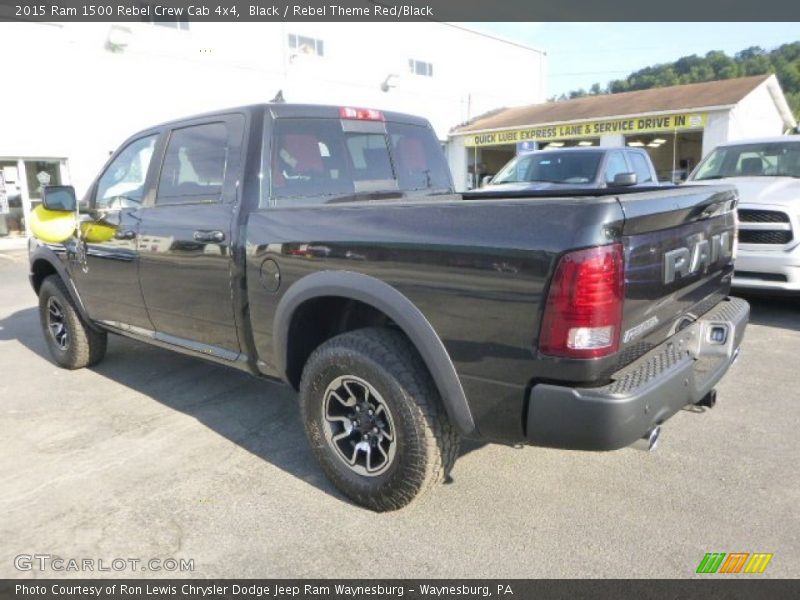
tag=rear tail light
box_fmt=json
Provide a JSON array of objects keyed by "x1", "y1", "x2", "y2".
[
  {"x1": 539, "y1": 243, "x2": 625, "y2": 359},
  {"x1": 339, "y1": 107, "x2": 384, "y2": 121}
]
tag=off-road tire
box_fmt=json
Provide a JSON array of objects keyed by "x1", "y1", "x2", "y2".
[
  {"x1": 299, "y1": 327, "x2": 459, "y2": 511},
  {"x1": 38, "y1": 275, "x2": 107, "y2": 369}
]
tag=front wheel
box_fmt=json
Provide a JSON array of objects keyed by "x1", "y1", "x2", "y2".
[
  {"x1": 38, "y1": 275, "x2": 107, "y2": 369},
  {"x1": 299, "y1": 327, "x2": 459, "y2": 511}
]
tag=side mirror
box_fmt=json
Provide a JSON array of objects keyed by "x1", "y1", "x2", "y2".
[
  {"x1": 481, "y1": 175, "x2": 494, "y2": 187},
  {"x1": 613, "y1": 172, "x2": 637, "y2": 187},
  {"x1": 42, "y1": 185, "x2": 78, "y2": 212}
]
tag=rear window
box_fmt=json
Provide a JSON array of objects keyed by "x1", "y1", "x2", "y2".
[{"x1": 266, "y1": 118, "x2": 451, "y2": 206}]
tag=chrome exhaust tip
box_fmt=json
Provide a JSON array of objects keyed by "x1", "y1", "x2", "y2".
[{"x1": 631, "y1": 426, "x2": 661, "y2": 452}]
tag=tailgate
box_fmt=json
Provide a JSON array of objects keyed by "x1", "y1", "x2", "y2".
[{"x1": 617, "y1": 185, "x2": 737, "y2": 364}]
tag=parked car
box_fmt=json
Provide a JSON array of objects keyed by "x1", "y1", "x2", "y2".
[
  {"x1": 482, "y1": 146, "x2": 659, "y2": 190},
  {"x1": 687, "y1": 136, "x2": 800, "y2": 292},
  {"x1": 29, "y1": 104, "x2": 747, "y2": 511}
]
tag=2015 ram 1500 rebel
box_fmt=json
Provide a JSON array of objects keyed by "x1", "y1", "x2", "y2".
[{"x1": 29, "y1": 104, "x2": 748, "y2": 511}]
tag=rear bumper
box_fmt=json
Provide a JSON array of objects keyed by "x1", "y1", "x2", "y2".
[{"x1": 526, "y1": 297, "x2": 749, "y2": 451}]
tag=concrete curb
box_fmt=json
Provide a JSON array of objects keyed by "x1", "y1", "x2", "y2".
[{"x1": 0, "y1": 236, "x2": 28, "y2": 253}]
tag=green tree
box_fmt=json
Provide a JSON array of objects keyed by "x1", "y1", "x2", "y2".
[{"x1": 559, "y1": 43, "x2": 800, "y2": 120}]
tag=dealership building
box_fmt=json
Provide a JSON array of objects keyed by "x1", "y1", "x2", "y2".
[
  {"x1": 0, "y1": 21, "x2": 545, "y2": 236},
  {"x1": 448, "y1": 74, "x2": 797, "y2": 190}
]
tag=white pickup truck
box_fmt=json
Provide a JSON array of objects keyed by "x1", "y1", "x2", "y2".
[{"x1": 687, "y1": 136, "x2": 800, "y2": 293}]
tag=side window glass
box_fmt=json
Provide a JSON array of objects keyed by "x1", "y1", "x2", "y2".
[
  {"x1": 157, "y1": 123, "x2": 229, "y2": 204},
  {"x1": 96, "y1": 135, "x2": 157, "y2": 209},
  {"x1": 604, "y1": 151, "x2": 628, "y2": 183},
  {"x1": 629, "y1": 153, "x2": 653, "y2": 183}
]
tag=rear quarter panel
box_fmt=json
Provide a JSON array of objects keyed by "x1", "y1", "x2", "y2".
[{"x1": 245, "y1": 197, "x2": 624, "y2": 438}]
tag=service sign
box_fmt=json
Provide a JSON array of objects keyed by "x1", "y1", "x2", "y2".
[{"x1": 463, "y1": 112, "x2": 707, "y2": 147}]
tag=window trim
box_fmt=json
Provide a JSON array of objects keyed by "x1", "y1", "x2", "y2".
[
  {"x1": 408, "y1": 58, "x2": 433, "y2": 78},
  {"x1": 137, "y1": 113, "x2": 245, "y2": 210},
  {"x1": 153, "y1": 121, "x2": 231, "y2": 207}
]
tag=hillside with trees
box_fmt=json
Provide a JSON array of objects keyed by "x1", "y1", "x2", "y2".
[{"x1": 557, "y1": 43, "x2": 800, "y2": 118}]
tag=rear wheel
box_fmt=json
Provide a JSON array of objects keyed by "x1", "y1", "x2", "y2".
[
  {"x1": 299, "y1": 327, "x2": 459, "y2": 511},
  {"x1": 38, "y1": 275, "x2": 107, "y2": 369}
]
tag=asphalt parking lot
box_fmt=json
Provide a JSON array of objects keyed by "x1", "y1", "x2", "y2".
[{"x1": 1, "y1": 250, "x2": 798, "y2": 579}]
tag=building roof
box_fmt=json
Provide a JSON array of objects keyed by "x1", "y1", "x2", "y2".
[{"x1": 453, "y1": 75, "x2": 772, "y2": 134}]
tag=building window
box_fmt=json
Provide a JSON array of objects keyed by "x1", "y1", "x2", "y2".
[
  {"x1": 288, "y1": 34, "x2": 324, "y2": 57},
  {"x1": 408, "y1": 59, "x2": 433, "y2": 77},
  {"x1": 153, "y1": 21, "x2": 189, "y2": 31},
  {"x1": 139, "y1": 4, "x2": 190, "y2": 29}
]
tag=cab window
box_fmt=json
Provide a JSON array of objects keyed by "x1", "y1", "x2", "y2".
[
  {"x1": 266, "y1": 118, "x2": 451, "y2": 207},
  {"x1": 346, "y1": 133, "x2": 395, "y2": 182},
  {"x1": 604, "y1": 151, "x2": 629, "y2": 184},
  {"x1": 95, "y1": 135, "x2": 157, "y2": 209},
  {"x1": 389, "y1": 122, "x2": 452, "y2": 191},
  {"x1": 157, "y1": 123, "x2": 229, "y2": 204},
  {"x1": 628, "y1": 152, "x2": 653, "y2": 183},
  {"x1": 269, "y1": 118, "x2": 392, "y2": 204}
]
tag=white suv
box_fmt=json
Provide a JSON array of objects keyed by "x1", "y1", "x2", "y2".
[{"x1": 688, "y1": 136, "x2": 800, "y2": 292}]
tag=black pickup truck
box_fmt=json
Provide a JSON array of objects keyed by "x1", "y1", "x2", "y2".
[{"x1": 29, "y1": 104, "x2": 748, "y2": 511}]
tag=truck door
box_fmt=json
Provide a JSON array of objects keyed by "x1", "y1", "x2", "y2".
[
  {"x1": 69, "y1": 132, "x2": 160, "y2": 332},
  {"x1": 136, "y1": 115, "x2": 245, "y2": 357}
]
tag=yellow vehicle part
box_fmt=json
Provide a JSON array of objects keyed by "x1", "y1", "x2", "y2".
[
  {"x1": 29, "y1": 206, "x2": 118, "y2": 244},
  {"x1": 80, "y1": 221, "x2": 116, "y2": 243},
  {"x1": 29, "y1": 205, "x2": 76, "y2": 244}
]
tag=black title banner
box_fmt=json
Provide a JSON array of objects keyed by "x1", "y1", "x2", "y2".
[
  {"x1": 1, "y1": 580, "x2": 799, "y2": 600},
  {"x1": 1, "y1": 0, "x2": 799, "y2": 22}
]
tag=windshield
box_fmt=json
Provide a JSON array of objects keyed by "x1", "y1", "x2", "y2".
[
  {"x1": 691, "y1": 141, "x2": 800, "y2": 180},
  {"x1": 491, "y1": 151, "x2": 603, "y2": 185}
]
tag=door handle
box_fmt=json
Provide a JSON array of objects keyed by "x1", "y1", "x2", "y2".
[
  {"x1": 193, "y1": 230, "x2": 225, "y2": 243},
  {"x1": 115, "y1": 229, "x2": 136, "y2": 240}
]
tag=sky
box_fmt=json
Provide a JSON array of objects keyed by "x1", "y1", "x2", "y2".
[{"x1": 469, "y1": 22, "x2": 800, "y2": 98}]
